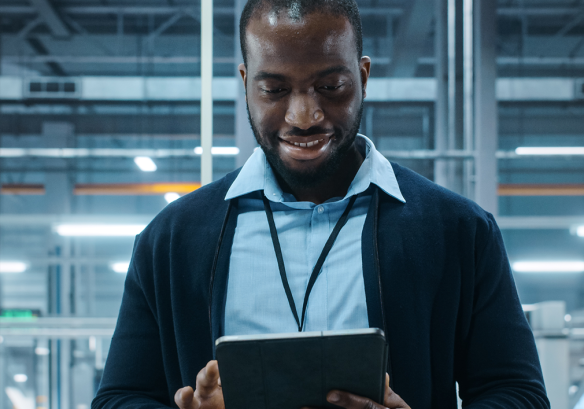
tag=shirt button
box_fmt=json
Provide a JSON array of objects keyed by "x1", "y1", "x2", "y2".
[{"x1": 317, "y1": 206, "x2": 324, "y2": 214}]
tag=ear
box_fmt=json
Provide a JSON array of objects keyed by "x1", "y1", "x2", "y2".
[
  {"x1": 359, "y1": 56, "x2": 371, "y2": 99},
  {"x1": 238, "y1": 63, "x2": 247, "y2": 100}
]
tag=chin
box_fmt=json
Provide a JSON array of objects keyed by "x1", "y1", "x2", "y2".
[{"x1": 265, "y1": 146, "x2": 343, "y2": 190}]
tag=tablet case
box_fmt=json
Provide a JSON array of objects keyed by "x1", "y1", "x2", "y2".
[{"x1": 216, "y1": 329, "x2": 388, "y2": 409}]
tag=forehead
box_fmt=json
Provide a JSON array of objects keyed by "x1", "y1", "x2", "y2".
[{"x1": 245, "y1": 11, "x2": 357, "y2": 74}]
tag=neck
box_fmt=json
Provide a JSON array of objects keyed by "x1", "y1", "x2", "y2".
[{"x1": 276, "y1": 143, "x2": 364, "y2": 205}]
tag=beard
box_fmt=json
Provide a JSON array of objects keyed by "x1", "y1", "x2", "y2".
[{"x1": 247, "y1": 99, "x2": 364, "y2": 191}]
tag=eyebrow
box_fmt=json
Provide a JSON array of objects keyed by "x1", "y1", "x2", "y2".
[
  {"x1": 315, "y1": 65, "x2": 352, "y2": 78},
  {"x1": 253, "y1": 72, "x2": 287, "y2": 82},
  {"x1": 252, "y1": 65, "x2": 352, "y2": 82}
]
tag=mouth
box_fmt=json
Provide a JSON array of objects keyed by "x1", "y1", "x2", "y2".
[
  {"x1": 277, "y1": 133, "x2": 333, "y2": 161},
  {"x1": 283, "y1": 138, "x2": 326, "y2": 148}
]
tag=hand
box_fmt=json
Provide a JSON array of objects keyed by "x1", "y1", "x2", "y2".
[
  {"x1": 303, "y1": 374, "x2": 410, "y2": 409},
  {"x1": 174, "y1": 360, "x2": 225, "y2": 409}
]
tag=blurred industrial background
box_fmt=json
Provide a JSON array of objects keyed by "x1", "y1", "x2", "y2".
[{"x1": 0, "y1": 0, "x2": 583, "y2": 408}]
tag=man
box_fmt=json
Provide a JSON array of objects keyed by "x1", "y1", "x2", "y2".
[{"x1": 92, "y1": 1, "x2": 549, "y2": 408}]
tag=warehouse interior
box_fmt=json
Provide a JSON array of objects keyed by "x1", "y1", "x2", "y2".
[{"x1": 0, "y1": 0, "x2": 584, "y2": 408}]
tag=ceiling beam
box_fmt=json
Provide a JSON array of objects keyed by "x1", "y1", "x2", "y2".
[
  {"x1": 26, "y1": 37, "x2": 67, "y2": 76},
  {"x1": 1, "y1": 6, "x2": 581, "y2": 16},
  {"x1": 16, "y1": 16, "x2": 43, "y2": 38},
  {"x1": 497, "y1": 7, "x2": 582, "y2": 16},
  {"x1": 145, "y1": 12, "x2": 185, "y2": 43},
  {"x1": 4, "y1": 54, "x2": 584, "y2": 66},
  {"x1": 29, "y1": 0, "x2": 69, "y2": 37},
  {"x1": 0, "y1": 6, "x2": 403, "y2": 15}
]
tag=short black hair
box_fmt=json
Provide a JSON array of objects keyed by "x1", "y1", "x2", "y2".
[{"x1": 239, "y1": 0, "x2": 363, "y2": 66}]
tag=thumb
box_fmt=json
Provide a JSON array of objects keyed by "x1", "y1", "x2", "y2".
[{"x1": 384, "y1": 374, "x2": 410, "y2": 409}]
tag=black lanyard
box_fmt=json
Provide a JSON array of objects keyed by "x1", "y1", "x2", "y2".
[{"x1": 262, "y1": 194, "x2": 358, "y2": 332}]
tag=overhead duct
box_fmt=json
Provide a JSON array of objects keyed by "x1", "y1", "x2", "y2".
[{"x1": 1, "y1": 77, "x2": 581, "y2": 102}]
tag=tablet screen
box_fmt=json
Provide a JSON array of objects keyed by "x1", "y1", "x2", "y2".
[{"x1": 216, "y1": 328, "x2": 387, "y2": 409}]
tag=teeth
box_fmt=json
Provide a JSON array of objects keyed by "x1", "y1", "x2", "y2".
[{"x1": 292, "y1": 139, "x2": 324, "y2": 148}]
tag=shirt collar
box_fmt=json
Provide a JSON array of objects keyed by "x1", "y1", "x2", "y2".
[{"x1": 225, "y1": 134, "x2": 405, "y2": 203}]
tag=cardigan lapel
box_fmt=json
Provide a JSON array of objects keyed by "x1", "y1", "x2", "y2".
[
  {"x1": 361, "y1": 186, "x2": 385, "y2": 331},
  {"x1": 209, "y1": 197, "x2": 239, "y2": 356}
]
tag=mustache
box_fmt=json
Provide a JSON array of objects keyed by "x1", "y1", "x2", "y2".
[{"x1": 281, "y1": 126, "x2": 335, "y2": 138}]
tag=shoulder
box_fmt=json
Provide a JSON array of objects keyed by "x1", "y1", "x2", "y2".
[
  {"x1": 137, "y1": 168, "x2": 241, "y2": 244},
  {"x1": 389, "y1": 162, "x2": 495, "y2": 237}
]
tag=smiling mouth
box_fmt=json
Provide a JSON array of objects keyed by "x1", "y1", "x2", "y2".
[{"x1": 284, "y1": 138, "x2": 325, "y2": 148}]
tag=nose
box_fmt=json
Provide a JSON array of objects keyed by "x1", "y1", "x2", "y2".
[{"x1": 285, "y1": 91, "x2": 324, "y2": 130}]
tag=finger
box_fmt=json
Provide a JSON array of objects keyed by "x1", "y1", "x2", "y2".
[
  {"x1": 174, "y1": 386, "x2": 195, "y2": 409},
  {"x1": 327, "y1": 390, "x2": 384, "y2": 409},
  {"x1": 383, "y1": 377, "x2": 410, "y2": 409},
  {"x1": 195, "y1": 360, "x2": 221, "y2": 399},
  {"x1": 384, "y1": 373, "x2": 391, "y2": 402}
]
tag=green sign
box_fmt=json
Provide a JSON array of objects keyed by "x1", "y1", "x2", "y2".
[{"x1": 0, "y1": 309, "x2": 40, "y2": 320}]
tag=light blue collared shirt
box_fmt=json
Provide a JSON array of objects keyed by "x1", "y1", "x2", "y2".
[{"x1": 223, "y1": 135, "x2": 405, "y2": 336}]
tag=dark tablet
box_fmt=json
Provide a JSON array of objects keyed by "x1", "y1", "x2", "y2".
[{"x1": 215, "y1": 328, "x2": 388, "y2": 409}]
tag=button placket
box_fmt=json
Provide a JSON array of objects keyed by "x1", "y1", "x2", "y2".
[{"x1": 305, "y1": 204, "x2": 329, "y2": 330}]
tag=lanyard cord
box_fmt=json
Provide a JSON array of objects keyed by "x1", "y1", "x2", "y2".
[{"x1": 262, "y1": 194, "x2": 358, "y2": 332}]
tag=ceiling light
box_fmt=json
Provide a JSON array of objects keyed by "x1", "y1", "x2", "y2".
[
  {"x1": 194, "y1": 147, "x2": 240, "y2": 156},
  {"x1": 55, "y1": 224, "x2": 145, "y2": 237},
  {"x1": 35, "y1": 347, "x2": 50, "y2": 356},
  {"x1": 111, "y1": 262, "x2": 130, "y2": 273},
  {"x1": 89, "y1": 336, "x2": 97, "y2": 351},
  {"x1": 0, "y1": 262, "x2": 26, "y2": 273},
  {"x1": 134, "y1": 156, "x2": 157, "y2": 172},
  {"x1": 164, "y1": 192, "x2": 181, "y2": 203},
  {"x1": 13, "y1": 374, "x2": 27, "y2": 383},
  {"x1": 515, "y1": 147, "x2": 584, "y2": 155},
  {"x1": 577, "y1": 226, "x2": 584, "y2": 237},
  {"x1": 512, "y1": 261, "x2": 584, "y2": 273}
]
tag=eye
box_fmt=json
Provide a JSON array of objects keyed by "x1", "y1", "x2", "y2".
[
  {"x1": 262, "y1": 88, "x2": 286, "y2": 94},
  {"x1": 320, "y1": 85, "x2": 343, "y2": 91}
]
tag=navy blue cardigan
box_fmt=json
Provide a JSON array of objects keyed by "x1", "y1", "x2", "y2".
[{"x1": 92, "y1": 163, "x2": 549, "y2": 409}]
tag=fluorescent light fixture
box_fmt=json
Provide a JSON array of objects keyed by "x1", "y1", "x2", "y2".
[
  {"x1": 515, "y1": 147, "x2": 584, "y2": 155},
  {"x1": 35, "y1": 347, "x2": 50, "y2": 356},
  {"x1": 0, "y1": 261, "x2": 26, "y2": 273},
  {"x1": 194, "y1": 147, "x2": 240, "y2": 156},
  {"x1": 577, "y1": 226, "x2": 584, "y2": 237},
  {"x1": 164, "y1": 192, "x2": 181, "y2": 203},
  {"x1": 111, "y1": 262, "x2": 130, "y2": 273},
  {"x1": 55, "y1": 224, "x2": 146, "y2": 237},
  {"x1": 512, "y1": 261, "x2": 584, "y2": 273},
  {"x1": 13, "y1": 374, "x2": 27, "y2": 383},
  {"x1": 134, "y1": 156, "x2": 157, "y2": 171},
  {"x1": 56, "y1": 224, "x2": 146, "y2": 237}
]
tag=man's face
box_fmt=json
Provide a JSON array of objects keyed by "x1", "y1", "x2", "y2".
[{"x1": 240, "y1": 10, "x2": 371, "y2": 188}]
